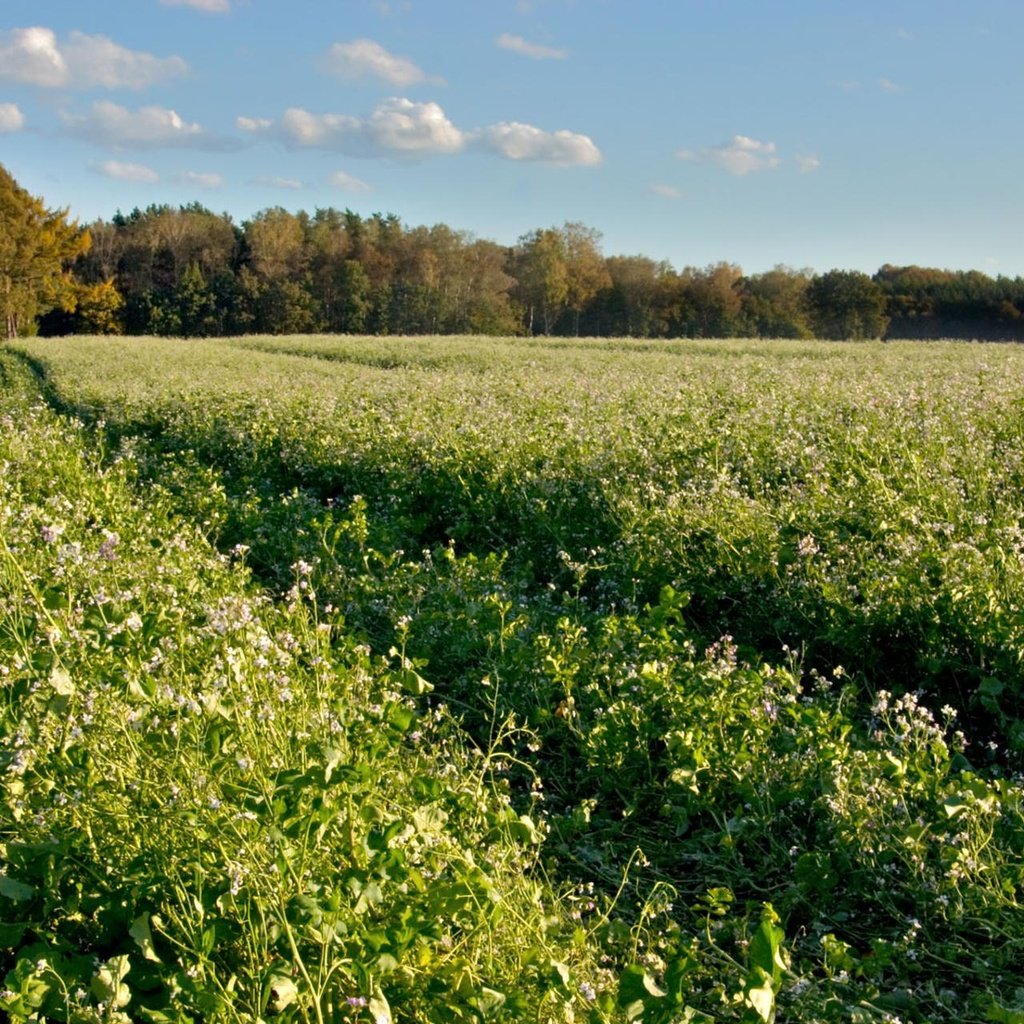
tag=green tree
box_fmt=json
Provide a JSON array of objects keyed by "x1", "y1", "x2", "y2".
[
  {"x1": 74, "y1": 279, "x2": 124, "y2": 335},
  {"x1": 807, "y1": 269, "x2": 889, "y2": 339},
  {"x1": 740, "y1": 265, "x2": 813, "y2": 338},
  {"x1": 512, "y1": 228, "x2": 569, "y2": 335},
  {"x1": 0, "y1": 164, "x2": 90, "y2": 338},
  {"x1": 676, "y1": 263, "x2": 745, "y2": 337},
  {"x1": 562, "y1": 222, "x2": 611, "y2": 336},
  {"x1": 595, "y1": 255, "x2": 678, "y2": 337}
]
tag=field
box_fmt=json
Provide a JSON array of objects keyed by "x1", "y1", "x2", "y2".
[{"x1": 2, "y1": 334, "x2": 1024, "y2": 1023}]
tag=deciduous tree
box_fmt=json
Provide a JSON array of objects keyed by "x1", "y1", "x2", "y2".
[
  {"x1": 0, "y1": 164, "x2": 90, "y2": 338},
  {"x1": 807, "y1": 269, "x2": 888, "y2": 340}
]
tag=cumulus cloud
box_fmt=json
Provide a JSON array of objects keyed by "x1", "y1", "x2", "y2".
[
  {"x1": 241, "y1": 99, "x2": 601, "y2": 166},
  {"x1": 496, "y1": 33, "x2": 567, "y2": 59},
  {"x1": 160, "y1": 0, "x2": 231, "y2": 12},
  {"x1": 650, "y1": 183, "x2": 681, "y2": 199},
  {"x1": 320, "y1": 39, "x2": 439, "y2": 87},
  {"x1": 677, "y1": 135, "x2": 780, "y2": 176},
  {"x1": 0, "y1": 26, "x2": 188, "y2": 90},
  {"x1": 796, "y1": 154, "x2": 821, "y2": 174},
  {"x1": 878, "y1": 77, "x2": 901, "y2": 92},
  {"x1": 242, "y1": 98, "x2": 464, "y2": 157},
  {"x1": 180, "y1": 170, "x2": 224, "y2": 188},
  {"x1": 236, "y1": 116, "x2": 272, "y2": 132},
  {"x1": 93, "y1": 159, "x2": 160, "y2": 182},
  {"x1": 0, "y1": 102, "x2": 25, "y2": 132},
  {"x1": 475, "y1": 121, "x2": 601, "y2": 165},
  {"x1": 252, "y1": 175, "x2": 305, "y2": 190},
  {"x1": 329, "y1": 170, "x2": 372, "y2": 193},
  {"x1": 62, "y1": 100, "x2": 207, "y2": 147}
]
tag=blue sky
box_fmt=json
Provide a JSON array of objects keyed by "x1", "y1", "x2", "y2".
[{"x1": 2, "y1": 0, "x2": 1022, "y2": 276}]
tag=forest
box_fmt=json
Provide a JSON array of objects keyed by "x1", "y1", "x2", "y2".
[{"x1": 4, "y1": 163, "x2": 1024, "y2": 342}]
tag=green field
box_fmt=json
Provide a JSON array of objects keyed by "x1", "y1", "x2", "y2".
[{"x1": 2, "y1": 335, "x2": 1024, "y2": 1023}]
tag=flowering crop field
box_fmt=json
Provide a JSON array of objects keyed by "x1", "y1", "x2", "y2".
[{"x1": 2, "y1": 334, "x2": 1024, "y2": 1023}]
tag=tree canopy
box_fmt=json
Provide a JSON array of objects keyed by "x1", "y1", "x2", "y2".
[
  {"x1": 0, "y1": 164, "x2": 90, "y2": 339},
  {"x1": 3, "y1": 164, "x2": 1023, "y2": 341}
]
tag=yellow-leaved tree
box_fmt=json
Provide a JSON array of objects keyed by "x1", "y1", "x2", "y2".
[{"x1": 1, "y1": 163, "x2": 90, "y2": 339}]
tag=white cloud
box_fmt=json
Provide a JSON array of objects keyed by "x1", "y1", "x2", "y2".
[
  {"x1": 160, "y1": 0, "x2": 231, "y2": 12},
  {"x1": 180, "y1": 170, "x2": 224, "y2": 188},
  {"x1": 93, "y1": 159, "x2": 160, "y2": 182},
  {"x1": 0, "y1": 26, "x2": 188, "y2": 90},
  {"x1": 496, "y1": 33, "x2": 567, "y2": 60},
  {"x1": 242, "y1": 100, "x2": 601, "y2": 166},
  {"x1": 878, "y1": 77, "x2": 902, "y2": 92},
  {"x1": 0, "y1": 27, "x2": 66, "y2": 87},
  {"x1": 63, "y1": 100, "x2": 205, "y2": 147},
  {"x1": 329, "y1": 170, "x2": 372, "y2": 193},
  {"x1": 0, "y1": 102, "x2": 25, "y2": 132},
  {"x1": 320, "y1": 39, "x2": 439, "y2": 87},
  {"x1": 650, "y1": 183, "x2": 681, "y2": 199},
  {"x1": 367, "y1": 97, "x2": 463, "y2": 153},
  {"x1": 677, "y1": 135, "x2": 780, "y2": 176},
  {"x1": 237, "y1": 116, "x2": 272, "y2": 132},
  {"x1": 796, "y1": 154, "x2": 821, "y2": 174},
  {"x1": 252, "y1": 175, "x2": 305, "y2": 190},
  {"x1": 476, "y1": 121, "x2": 601, "y2": 165},
  {"x1": 246, "y1": 99, "x2": 465, "y2": 157}
]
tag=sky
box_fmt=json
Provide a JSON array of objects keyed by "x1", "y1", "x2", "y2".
[{"x1": 2, "y1": 0, "x2": 1023, "y2": 277}]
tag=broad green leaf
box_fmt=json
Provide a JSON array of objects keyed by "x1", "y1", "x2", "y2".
[
  {"x1": 49, "y1": 665, "x2": 74, "y2": 696},
  {"x1": 745, "y1": 972, "x2": 775, "y2": 1023},
  {"x1": 0, "y1": 877, "x2": 34, "y2": 902},
  {"x1": 130, "y1": 913, "x2": 162, "y2": 963},
  {"x1": 92, "y1": 955, "x2": 132, "y2": 1009}
]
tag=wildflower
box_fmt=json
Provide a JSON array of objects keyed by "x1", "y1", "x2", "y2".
[
  {"x1": 580, "y1": 981, "x2": 597, "y2": 1002},
  {"x1": 347, "y1": 996, "x2": 368, "y2": 1007},
  {"x1": 797, "y1": 534, "x2": 819, "y2": 558},
  {"x1": 40, "y1": 523, "x2": 64, "y2": 543}
]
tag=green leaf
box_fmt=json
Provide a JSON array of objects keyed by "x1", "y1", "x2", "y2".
[
  {"x1": 986, "y1": 1000, "x2": 1024, "y2": 1024},
  {"x1": 943, "y1": 795, "x2": 969, "y2": 818},
  {"x1": 49, "y1": 665, "x2": 75, "y2": 696},
  {"x1": 745, "y1": 970, "x2": 775, "y2": 1023},
  {"x1": 267, "y1": 974, "x2": 298, "y2": 1013},
  {"x1": 470, "y1": 987, "x2": 506, "y2": 1017},
  {"x1": 398, "y1": 667, "x2": 433, "y2": 696},
  {"x1": 369, "y1": 988, "x2": 392, "y2": 1023},
  {"x1": 508, "y1": 814, "x2": 542, "y2": 845},
  {"x1": 130, "y1": 913, "x2": 162, "y2": 963},
  {"x1": 92, "y1": 955, "x2": 132, "y2": 1009},
  {"x1": 0, "y1": 877, "x2": 34, "y2": 902},
  {"x1": 354, "y1": 881, "x2": 384, "y2": 914},
  {"x1": 618, "y1": 964, "x2": 667, "y2": 1020},
  {"x1": 748, "y1": 909, "x2": 786, "y2": 984},
  {"x1": 0, "y1": 922, "x2": 27, "y2": 948}
]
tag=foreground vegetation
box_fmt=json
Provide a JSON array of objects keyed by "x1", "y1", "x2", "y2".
[{"x1": 3, "y1": 335, "x2": 1024, "y2": 1023}]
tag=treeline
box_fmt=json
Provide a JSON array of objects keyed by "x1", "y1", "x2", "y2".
[{"x1": 33, "y1": 202, "x2": 1024, "y2": 340}]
